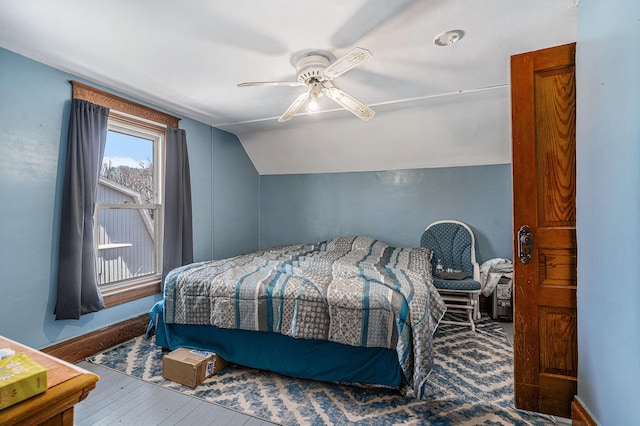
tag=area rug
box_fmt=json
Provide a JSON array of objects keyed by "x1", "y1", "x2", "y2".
[{"x1": 88, "y1": 317, "x2": 554, "y2": 425}]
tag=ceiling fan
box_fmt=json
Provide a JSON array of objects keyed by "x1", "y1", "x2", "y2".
[{"x1": 238, "y1": 47, "x2": 376, "y2": 122}]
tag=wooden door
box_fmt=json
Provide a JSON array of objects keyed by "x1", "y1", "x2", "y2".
[{"x1": 511, "y1": 43, "x2": 577, "y2": 418}]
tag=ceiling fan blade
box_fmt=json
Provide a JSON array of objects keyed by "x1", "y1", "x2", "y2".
[
  {"x1": 278, "y1": 92, "x2": 310, "y2": 122},
  {"x1": 323, "y1": 84, "x2": 375, "y2": 121},
  {"x1": 238, "y1": 81, "x2": 304, "y2": 87},
  {"x1": 322, "y1": 47, "x2": 372, "y2": 79}
]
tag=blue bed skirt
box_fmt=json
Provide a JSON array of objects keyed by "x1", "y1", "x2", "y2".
[{"x1": 149, "y1": 301, "x2": 404, "y2": 388}]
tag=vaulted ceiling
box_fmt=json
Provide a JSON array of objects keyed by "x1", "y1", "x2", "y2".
[{"x1": 0, "y1": 0, "x2": 577, "y2": 174}]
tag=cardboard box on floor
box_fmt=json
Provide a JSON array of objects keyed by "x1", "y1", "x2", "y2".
[{"x1": 162, "y1": 348, "x2": 227, "y2": 387}]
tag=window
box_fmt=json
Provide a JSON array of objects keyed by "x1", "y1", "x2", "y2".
[
  {"x1": 70, "y1": 80, "x2": 180, "y2": 307},
  {"x1": 95, "y1": 117, "x2": 164, "y2": 291}
]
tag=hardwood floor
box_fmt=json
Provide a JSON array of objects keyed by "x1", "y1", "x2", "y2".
[{"x1": 74, "y1": 361, "x2": 276, "y2": 426}]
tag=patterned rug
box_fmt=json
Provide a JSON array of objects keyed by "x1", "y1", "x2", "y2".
[{"x1": 88, "y1": 317, "x2": 554, "y2": 425}]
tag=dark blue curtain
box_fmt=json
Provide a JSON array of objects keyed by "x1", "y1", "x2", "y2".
[
  {"x1": 162, "y1": 127, "x2": 193, "y2": 282},
  {"x1": 55, "y1": 99, "x2": 109, "y2": 320}
]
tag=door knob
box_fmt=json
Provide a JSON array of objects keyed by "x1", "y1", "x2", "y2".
[{"x1": 518, "y1": 225, "x2": 533, "y2": 264}]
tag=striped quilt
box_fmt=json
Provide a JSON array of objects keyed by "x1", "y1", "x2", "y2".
[{"x1": 163, "y1": 236, "x2": 446, "y2": 398}]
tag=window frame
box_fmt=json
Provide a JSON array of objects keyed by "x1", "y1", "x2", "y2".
[
  {"x1": 96, "y1": 115, "x2": 165, "y2": 304},
  {"x1": 70, "y1": 80, "x2": 180, "y2": 308}
]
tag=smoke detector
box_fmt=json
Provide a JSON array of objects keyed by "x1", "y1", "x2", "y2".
[{"x1": 434, "y1": 30, "x2": 465, "y2": 46}]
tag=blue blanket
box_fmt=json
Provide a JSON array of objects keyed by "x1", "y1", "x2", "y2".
[{"x1": 163, "y1": 236, "x2": 445, "y2": 397}]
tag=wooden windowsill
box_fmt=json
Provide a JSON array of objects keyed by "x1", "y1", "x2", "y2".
[{"x1": 102, "y1": 279, "x2": 161, "y2": 308}]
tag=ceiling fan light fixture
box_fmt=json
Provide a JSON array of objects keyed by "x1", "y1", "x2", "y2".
[
  {"x1": 239, "y1": 47, "x2": 375, "y2": 122},
  {"x1": 307, "y1": 82, "x2": 323, "y2": 112},
  {"x1": 434, "y1": 29, "x2": 465, "y2": 46},
  {"x1": 307, "y1": 95, "x2": 319, "y2": 112}
]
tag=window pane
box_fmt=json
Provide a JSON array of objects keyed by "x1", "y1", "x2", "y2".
[
  {"x1": 99, "y1": 131, "x2": 154, "y2": 205},
  {"x1": 96, "y1": 207, "x2": 156, "y2": 285},
  {"x1": 97, "y1": 131, "x2": 156, "y2": 285}
]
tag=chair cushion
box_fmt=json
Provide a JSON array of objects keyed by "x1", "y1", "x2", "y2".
[
  {"x1": 433, "y1": 277, "x2": 481, "y2": 291},
  {"x1": 420, "y1": 223, "x2": 475, "y2": 277}
]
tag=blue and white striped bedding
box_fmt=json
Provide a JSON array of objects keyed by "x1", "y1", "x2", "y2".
[{"x1": 163, "y1": 236, "x2": 446, "y2": 397}]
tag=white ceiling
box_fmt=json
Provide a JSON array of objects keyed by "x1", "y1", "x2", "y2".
[{"x1": 0, "y1": 0, "x2": 577, "y2": 175}]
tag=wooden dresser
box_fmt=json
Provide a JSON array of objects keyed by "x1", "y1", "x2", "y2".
[{"x1": 0, "y1": 336, "x2": 99, "y2": 426}]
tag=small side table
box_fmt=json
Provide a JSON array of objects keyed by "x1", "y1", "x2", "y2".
[{"x1": 0, "y1": 335, "x2": 99, "y2": 426}]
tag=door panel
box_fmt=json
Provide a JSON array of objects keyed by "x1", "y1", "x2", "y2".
[
  {"x1": 538, "y1": 247, "x2": 577, "y2": 287},
  {"x1": 535, "y1": 69, "x2": 577, "y2": 228},
  {"x1": 511, "y1": 43, "x2": 577, "y2": 418},
  {"x1": 539, "y1": 306, "x2": 578, "y2": 376}
]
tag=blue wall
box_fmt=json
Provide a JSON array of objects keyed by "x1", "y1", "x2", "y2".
[
  {"x1": 260, "y1": 165, "x2": 513, "y2": 263},
  {"x1": 0, "y1": 48, "x2": 258, "y2": 349},
  {"x1": 212, "y1": 129, "x2": 259, "y2": 260},
  {"x1": 576, "y1": 1, "x2": 640, "y2": 424},
  {"x1": 184, "y1": 124, "x2": 259, "y2": 263}
]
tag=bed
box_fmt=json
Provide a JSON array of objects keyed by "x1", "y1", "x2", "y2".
[{"x1": 149, "y1": 235, "x2": 446, "y2": 398}]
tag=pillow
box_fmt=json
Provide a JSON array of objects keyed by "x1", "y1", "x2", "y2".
[{"x1": 387, "y1": 247, "x2": 433, "y2": 277}]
